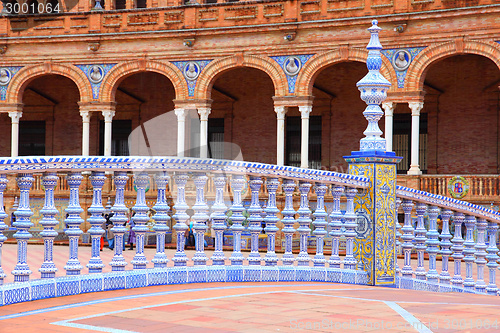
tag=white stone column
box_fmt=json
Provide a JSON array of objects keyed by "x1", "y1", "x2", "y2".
[
  {"x1": 408, "y1": 102, "x2": 424, "y2": 175},
  {"x1": 175, "y1": 108, "x2": 186, "y2": 157},
  {"x1": 299, "y1": 105, "x2": 312, "y2": 169},
  {"x1": 382, "y1": 102, "x2": 395, "y2": 152},
  {"x1": 80, "y1": 110, "x2": 90, "y2": 156},
  {"x1": 198, "y1": 107, "x2": 211, "y2": 159},
  {"x1": 8, "y1": 111, "x2": 22, "y2": 157},
  {"x1": 275, "y1": 106, "x2": 287, "y2": 166},
  {"x1": 102, "y1": 110, "x2": 115, "y2": 156}
]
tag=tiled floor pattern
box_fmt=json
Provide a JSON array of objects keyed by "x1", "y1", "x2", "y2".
[{"x1": 1, "y1": 282, "x2": 500, "y2": 332}]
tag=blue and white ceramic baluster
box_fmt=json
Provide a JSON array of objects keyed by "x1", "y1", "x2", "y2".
[
  {"x1": 296, "y1": 181, "x2": 312, "y2": 266},
  {"x1": 463, "y1": 215, "x2": 476, "y2": 292},
  {"x1": 438, "y1": 209, "x2": 453, "y2": 284},
  {"x1": 151, "y1": 172, "x2": 170, "y2": 268},
  {"x1": 12, "y1": 173, "x2": 35, "y2": 282},
  {"x1": 263, "y1": 178, "x2": 280, "y2": 266},
  {"x1": 109, "y1": 172, "x2": 129, "y2": 271},
  {"x1": 401, "y1": 200, "x2": 414, "y2": 280},
  {"x1": 474, "y1": 218, "x2": 487, "y2": 293},
  {"x1": 39, "y1": 172, "x2": 59, "y2": 279},
  {"x1": 312, "y1": 184, "x2": 328, "y2": 267},
  {"x1": 329, "y1": 185, "x2": 344, "y2": 268},
  {"x1": 281, "y1": 179, "x2": 297, "y2": 266},
  {"x1": 229, "y1": 174, "x2": 246, "y2": 265},
  {"x1": 343, "y1": 187, "x2": 358, "y2": 270},
  {"x1": 211, "y1": 174, "x2": 228, "y2": 265},
  {"x1": 0, "y1": 175, "x2": 9, "y2": 285},
  {"x1": 425, "y1": 206, "x2": 440, "y2": 286},
  {"x1": 395, "y1": 198, "x2": 402, "y2": 275},
  {"x1": 172, "y1": 173, "x2": 189, "y2": 266},
  {"x1": 414, "y1": 203, "x2": 427, "y2": 280},
  {"x1": 485, "y1": 222, "x2": 499, "y2": 295},
  {"x1": 247, "y1": 176, "x2": 263, "y2": 266},
  {"x1": 192, "y1": 173, "x2": 209, "y2": 266},
  {"x1": 86, "y1": 171, "x2": 106, "y2": 273},
  {"x1": 64, "y1": 173, "x2": 83, "y2": 275},
  {"x1": 131, "y1": 172, "x2": 150, "y2": 269},
  {"x1": 451, "y1": 212, "x2": 465, "y2": 290}
]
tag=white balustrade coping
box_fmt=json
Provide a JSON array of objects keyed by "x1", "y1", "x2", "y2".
[
  {"x1": 396, "y1": 185, "x2": 500, "y2": 223},
  {"x1": 0, "y1": 156, "x2": 371, "y2": 188}
]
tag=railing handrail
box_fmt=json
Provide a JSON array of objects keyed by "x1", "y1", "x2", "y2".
[
  {"x1": 0, "y1": 155, "x2": 371, "y2": 188},
  {"x1": 396, "y1": 185, "x2": 500, "y2": 222}
]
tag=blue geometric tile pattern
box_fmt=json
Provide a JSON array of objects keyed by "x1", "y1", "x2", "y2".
[
  {"x1": 278, "y1": 266, "x2": 295, "y2": 282},
  {"x1": 0, "y1": 66, "x2": 23, "y2": 101},
  {"x1": 126, "y1": 271, "x2": 148, "y2": 289},
  {"x1": 261, "y1": 267, "x2": 279, "y2": 282},
  {"x1": 207, "y1": 267, "x2": 226, "y2": 283},
  {"x1": 168, "y1": 267, "x2": 187, "y2": 284},
  {"x1": 148, "y1": 269, "x2": 168, "y2": 286},
  {"x1": 75, "y1": 64, "x2": 117, "y2": 99},
  {"x1": 311, "y1": 268, "x2": 326, "y2": 282},
  {"x1": 172, "y1": 60, "x2": 212, "y2": 97},
  {"x1": 31, "y1": 280, "x2": 56, "y2": 301},
  {"x1": 104, "y1": 273, "x2": 126, "y2": 291},
  {"x1": 188, "y1": 267, "x2": 207, "y2": 284},
  {"x1": 381, "y1": 47, "x2": 426, "y2": 88},
  {"x1": 226, "y1": 266, "x2": 243, "y2": 282},
  {"x1": 270, "y1": 54, "x2": 314, "y2": 93},
  {"x1": 81, "y1": 274, "x2": 104, "y2": 294},
  {"x1": 243, "y1": 267, "x2": 261, "y2": 282},
  {"x1": 3, "y1": 283, "x2": 30, "y2": 305},
  {"x1": 56, "y1": 276, "x2": 80, "y2": 297},
  {"x1": 295, "y1": 267, "x2": 312, "y2": 282}
]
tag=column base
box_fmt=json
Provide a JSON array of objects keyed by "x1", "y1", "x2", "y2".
[{"x1": 407, "y1": 165, "x2": 422, "y2": 175}]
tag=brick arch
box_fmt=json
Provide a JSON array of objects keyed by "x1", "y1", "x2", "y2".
[
  {"x1": 295, "y1": 48, "x2": 396, "y2": 96},
  {"x1": 406, "y1": 40, "x2": 500, "y2": 91},
  {"x1": 100, "y1": 60, "x2": 188, "y2": 102},
  {"x1": 194, "y1": 55, "x2": 287, "y2": 99},
  {"x1": 6, "y1": 63, "x2": 92, "y2": 104}
]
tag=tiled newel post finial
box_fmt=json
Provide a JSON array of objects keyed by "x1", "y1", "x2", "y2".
[{"x1": 345, "y1": 20, "x2": 402, "y2": 286}]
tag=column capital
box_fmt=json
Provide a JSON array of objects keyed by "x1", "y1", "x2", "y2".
[
  {"x1": 198, "y1": 107, "x2": 211, "y2": 121},
  {"x1": 175, "y1": 108, "x2": 186, "y2": 121},
  {"x1": 408, "y1": 101, "x2": 424, "y2": 116},
  {"x1": 102, "y1": 110, "x2": 115, "y2": 122},
  {"x1": 0, "y1": 103, "x2": 23, "y2": 113},
  {"x1": 382, "y1": 102, "x2": 395, "y2": 116},
  {"x1": 274, "y1": 105, "x2": 287, "y2": 120},
  {"x1": 8, "y1": 111, "x2": 22, "y2": 123},
  {"x1": 80, "y1": 110, "x2": 91, "y2": 123},
  {"x1": 299, "y1": 105, "x2": 312, "y2": 119}
]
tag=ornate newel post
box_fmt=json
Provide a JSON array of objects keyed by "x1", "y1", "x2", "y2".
[
  {"x1": 109, "y1": 172, "x2": 129, "y2": 271},
  {"x1": 151, "y1": 172, "x2": 170, "y2": 268},
  {"x1": 312, "y1": 184, "x2": 328, "y2": 267},
  {"x1": 439, "y1": 210, "x2": 453, "y2": 284},
  {"x1": 12, "y1": 173, "x2": 35, "y2": 282},
  {"x1": 172, "y1": 173, "x2": 189, "y2": 266},
  {"x1": 485, "y1": 222, "x2": 499, "y2": 295},
  {"x1": 281, "y1": 179, "x2": 296, "y2": 265},
  {"x1": 211, "y1": 175, "x2": 228, "y2": 265},
  {"x1": 131, "y1": 173, "x2": 150, "y2": 269},
  {"x1": 39, "y1": 172, "x2": 59, "y2": 279},
  {"x1": 192, "y1": 173, "x2": 209, "y2": 266},
  {"x1": 0, "y1": 175, "x2": 9, "y2": 285},
  {"x1": 247, "y1": 176, "x2": 263, "y2": 265},
  {"x1": 87, "y1": 171, "x2": 106, "y2": 273},
  {"x1": 345, "y1": 20, "x2": 401, "y2": 286},
  {"x1": 296, "y1": 181, "x2": 312, "y2": 266},
  {"x1": 263, "y1": 178, "x2": 280, "y2": 266},
  {"x1": 329, "y1": 185, "x2": 344, "y2": 268},
  {"x1": 64, "y1": 172, "x2": 84, "y2": 275},
  {"x1": 229, "y1": 174, "x2": 246, "y2": 265}
]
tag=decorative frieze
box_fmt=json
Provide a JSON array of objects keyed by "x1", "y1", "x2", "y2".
[{"x1": 225, "y1": 6, "x2": 257, "y2": 20}]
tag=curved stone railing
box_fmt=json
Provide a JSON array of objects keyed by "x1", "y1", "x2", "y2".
[
  {"x1": 395, "y1": 185, "x2": 500, "y2": 295},
  {"x1": 0, "y1": 156, "x2": 370, "y2": 306}
]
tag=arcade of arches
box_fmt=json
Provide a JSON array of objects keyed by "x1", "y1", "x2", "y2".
[{"x1": 1, "y1": 53, "x2": 500, "y2": 176}]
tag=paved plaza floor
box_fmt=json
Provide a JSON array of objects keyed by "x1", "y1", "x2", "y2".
[{"x1": 1, "y1": 245, "x2": 500, "y2": 332}]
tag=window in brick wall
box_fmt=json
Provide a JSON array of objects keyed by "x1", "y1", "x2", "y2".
[
  {"x1": 99, "y1": 120, "x2": 132, "y2": 156},
  {"x1": 136, "y1": 0, "x2": 146, "y2": 8},
  {"x1": 19, "y1": 121, "x2": 45, "y2": 156},
  {"x1": 208, "y1": 118, "x2": 224, "y2": 159},
  {"x1": 285, "y1": 116, "x2": 322, "y2": 169},
  {"x1": 393, "y1": 113, "x2": 427, "y2": 174},
  {"x1": 115, "y1": 0, "x2": 125, "y2": 9}
]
